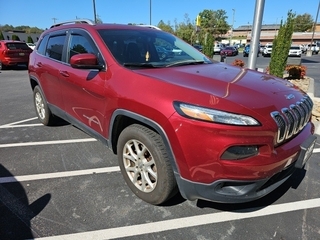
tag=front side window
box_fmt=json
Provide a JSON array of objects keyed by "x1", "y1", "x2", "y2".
[
  {"x1": 68, "y1": 34, "x2": 95, "y2": 63},
  {"x1": 46, "y1": 35, "x2": 66, "y2": 61}
]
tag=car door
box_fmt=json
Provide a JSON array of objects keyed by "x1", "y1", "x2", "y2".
[
  {"x1": 58, "y1": 29, "x2": 108, "y2": 136},
  {"x1": 35, "y1": 32, "x2": 67, "y2": 113}
]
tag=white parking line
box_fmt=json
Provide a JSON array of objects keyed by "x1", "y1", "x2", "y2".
[
  {"x1": 0, "y1": 167, "x2": 120, "y2": 183},
  {"x1": 0, "y1": 138, "x2": 97, "y2": 148},
  {"x1": 34, "y1": 198, "x2": 320, "y2": 240},
  {"x1": 0, "y1": 123, "x2": 43, "y2": 128},
  {"x1": 0, "y1": 117, "x2": 38, "y2": 127}
]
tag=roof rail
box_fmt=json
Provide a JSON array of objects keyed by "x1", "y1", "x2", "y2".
[
  {"x1": 50, "y1": 19, "x2": 95, "y2": 28},
  {"x1": 137, "y1": 25, "x2": 161, "y2": 30}
]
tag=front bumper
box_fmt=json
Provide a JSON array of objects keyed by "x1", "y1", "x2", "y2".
[{"x1": 174, "y1": 134, "x2": 316, "y2": 203}]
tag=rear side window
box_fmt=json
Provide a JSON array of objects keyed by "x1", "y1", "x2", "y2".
[
  {"x1": 46, "y1": 35, "x2": 66, "y2": 61},
  {"x1": 6, "y1": 43, "x2": 30, "y2": 50}
]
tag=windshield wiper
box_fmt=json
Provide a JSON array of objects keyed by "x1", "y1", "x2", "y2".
[
  {"x1": 166, "y1": 60, "x2": 205, "y2": 68},
  {"x1": 123, "y1": 62, "x2": 160, "y2": 68}
]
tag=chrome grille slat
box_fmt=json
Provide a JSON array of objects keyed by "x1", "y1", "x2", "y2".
[{"x1": 271, "y1": 96, "x2": 313, "y2": 144}]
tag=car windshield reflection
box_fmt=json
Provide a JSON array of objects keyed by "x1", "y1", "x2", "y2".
[{"x1": 98, "y1": 29, "x2": 212, "y2": 68}]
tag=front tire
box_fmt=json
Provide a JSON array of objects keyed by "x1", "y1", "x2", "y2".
[
  {"x1": 33, "y1": 86, "x2": 56, "y2": 126},
  {"x1": 117, "y1": 124, "x2": 177, "y2": 205}
]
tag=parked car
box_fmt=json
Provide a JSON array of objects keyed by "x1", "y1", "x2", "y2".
[
  {"x1": 306, "y1": 44, "x2": 319, "y2": 54},
  {"x1": 28, "y1": 19, "x2": 316, "y2": 205},
  {"x1": 213, "y1": 43, "x2": 225, "y2": 55},
  {"x1": 0, "y1": 40, "x2": 32, "y2": 69},
  {"x1": 300, "y1": 44, "x2": 307, "y2": 53},
  {"x1": 26, "y1": 42, "x2": 36, "y2": 50},
  {"x1": 243, "y1": 44, "x2": 259, "y2": 57},
  {"x1": 288, "y1": 45, "x2": 302, "y2": 57},
  {"x1": 262, "y1": 44, "x2": 273, "y2": 57},
  {"x1": 192, "y1": 44, "x2": 203, "y2": 52},
  {"x1": 220, "y1": 46, "x2": 238, "y2": 56},
  {"x1": 171, "y1": 46, "x2": 183, "y2": 55},
  {"x1": 155, "y1": 46, "x2": 175, "y2": 60}
]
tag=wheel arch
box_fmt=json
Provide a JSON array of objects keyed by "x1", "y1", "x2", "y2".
[
  {"x1": 29, "y1": 75, "x2": 40, "y2": 91},
  {"x1": 108, "y1": 109, "x2": 179, "y2": 174}
]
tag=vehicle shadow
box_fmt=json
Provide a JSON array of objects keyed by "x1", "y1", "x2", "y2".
[
  {"x1": 0, "y1": 164, "x2": 51, "y2": 239},
  {"x1": 301, "y1": 58, "x2": 320, "y2": 64},
  {"x1": 0, "y1": 65, "x2": 28, "y2": 71},
  {"x1": 196, "y1": 168, "x2": 306, "y2": 211}
]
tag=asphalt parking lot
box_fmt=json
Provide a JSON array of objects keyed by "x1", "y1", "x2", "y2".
[{"x1": 1, "y1": 61, "x2": 320, "y2": 239}]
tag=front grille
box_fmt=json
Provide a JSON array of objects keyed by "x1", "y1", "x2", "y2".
[{"x1": 271, "y1": 96, "x2": 313, "y2": 144}]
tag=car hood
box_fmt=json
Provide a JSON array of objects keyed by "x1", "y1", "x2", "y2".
[{"x1": 135, "y1": 63, "x2": 306, "y2": 113}]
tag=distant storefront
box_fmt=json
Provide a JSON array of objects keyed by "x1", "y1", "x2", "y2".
[{"x1": 1, "y1": 30, "x2": 41, "y2": 43}]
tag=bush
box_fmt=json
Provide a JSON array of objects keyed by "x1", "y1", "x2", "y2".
[
  {"x1": 285, "y1": 65, "x2": 307, "y2": 79},
  {"x1": 27, "y1": 36, "x2": 34, "y2": 43},
  {"x1": 269, "y1": 10, "x2": 295, "y2": 78},
  {"x1": 12, "y1": 34, "x2": 20, "y2": 41},
  {"x1": 231, "y1": 59, "x2": 245, "y2": 67}
]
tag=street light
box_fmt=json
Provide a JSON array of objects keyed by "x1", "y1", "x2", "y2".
[
  {"x1": 149, "y1": 0, "x2": 152, "y2": 25},
  {"x1": 93, "y1": 0, "x2": 97, "y2": 23},
  {"x1": 229, "y1": 9, "x2": 235, "y2": 45},
  {"x1": 307, "y1": 0, "x2": 320, "y2": 56}
]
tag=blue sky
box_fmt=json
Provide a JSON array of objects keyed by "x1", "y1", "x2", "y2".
[{"x1": 1, "y1": 0, "x2": 319, "y2": 30}]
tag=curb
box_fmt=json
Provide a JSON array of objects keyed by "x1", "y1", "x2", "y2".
[{"x1": 307, "y1": 77, "x2": 320, "y2": 135}]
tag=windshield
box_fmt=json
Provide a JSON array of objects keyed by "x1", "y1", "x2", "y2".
[{"x1": 98, "y1": 28, "x2": 212, "y2": 68}]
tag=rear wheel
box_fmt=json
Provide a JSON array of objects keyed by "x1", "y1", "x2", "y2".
[
  {"x1": 117, "y1": 124, "x2": 177, "y2": 205},
  {"x1": 33, "y1": 86, "x2": 56, "y2": 126}
]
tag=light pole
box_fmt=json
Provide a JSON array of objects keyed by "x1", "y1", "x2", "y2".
[
  {"x1": 229, "y1": 9, "x2": 235, "y2": 45},
  {"x1": 232, "y1": 9, "x2": 235, "y2": 44},
  {"x1": 149, "y1": 0, "x2": 152, "y2": 25},
  {"x1": 93, "y1": 0, "x2": 97, "y2": 23},
  {"x1": 307, "y1": 0, "x2": 320, "y2": 56}
]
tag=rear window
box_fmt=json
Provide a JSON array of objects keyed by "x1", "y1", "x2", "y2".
[{"x1": 6, "y1": 43, "x2": 30, "y2": 50}]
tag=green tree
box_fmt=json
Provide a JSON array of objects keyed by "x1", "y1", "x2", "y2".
[
  {"x1": 293, "y1": 13, "x2": 314, "y2": 32},
  {"x1": 0, "y1": 24, "x2": 44, "y2": 33},
  {"x1": 198, "y1": 9, "x2": 230, "y2": 36},
  {"x1": 202, "y1": 32, "x2": 214, "y2": 57},
  {"x1": 27, "y1": 36, "x2": 34, "y2": 43},
  {"x1": 12, "y1": 34, "x2": 20, "y2": 41},
  {"x1": 157, "y1": 20, "x2": 174, "y2": 33},
  {"x1": 0, "y1": 31, "x2": 4, "y2": 40},
  {"x1": 96, "y1": 15, "x2": 103, "y2": 24},
  {"x1": 174, "y1": 14, "x2": 194, "y2": 43},
  {"x1": 269, "y1": 10, "x2": 295, "y2": 78}
]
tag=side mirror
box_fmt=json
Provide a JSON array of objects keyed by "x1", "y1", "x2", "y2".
[{"x1": 70, "y1": 53, "x2": 104, "y2": 70}]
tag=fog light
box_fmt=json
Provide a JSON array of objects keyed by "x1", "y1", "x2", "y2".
[{"x1": 221, "y1": 146, "x2": 258, "y2": 160}]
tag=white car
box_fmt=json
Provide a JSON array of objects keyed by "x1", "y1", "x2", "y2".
[
  {"x1": 306, "y1": 44, "x2": 319, "y2": 54},
  {"x1": 288, "y1": 45, "x2": 302, "y2": 57},
  {"x1": 26, "y1": 43, "x2": 36, "y2": 50},
  {"x1": 262, "y1": 44, "x2": 272, "y2": 57},
  {"x1": 213, "y1": 43, "x2": 225, "y2": 55}
]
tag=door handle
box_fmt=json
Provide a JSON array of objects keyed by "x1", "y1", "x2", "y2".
[
  {"x1": 59, "y1": 70, "x2": 70, "y2": 77},
  {"x1": 36, "y1": 62, "x2": 43, "y2": 67}
]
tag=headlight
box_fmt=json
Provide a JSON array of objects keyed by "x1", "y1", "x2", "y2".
[{"x1": 174, "y1": 102, "x2": 260, "y2": 126}]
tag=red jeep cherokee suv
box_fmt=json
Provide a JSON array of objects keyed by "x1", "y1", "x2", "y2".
[{"x1": 28, "y1": 19, "x2": 316, "y2": 205}]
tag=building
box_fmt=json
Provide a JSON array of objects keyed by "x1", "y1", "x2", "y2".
[
  {"x1": 0, "y1": 30, "x2": 41, "y2": 43},
  {"x1": 230, "y1": 23, "x2": 320, "y2": 45}
]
